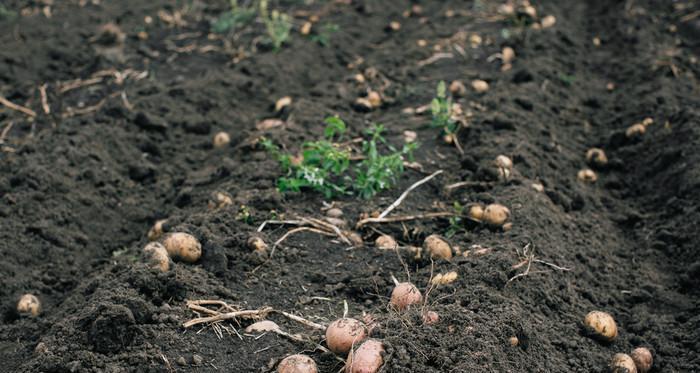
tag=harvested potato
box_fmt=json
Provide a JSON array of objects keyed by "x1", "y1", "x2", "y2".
[
  {"x1": 213, "y1": 131, "x2": 231, "y2": 148},
  {"x1": 431, "y1": 271, "x2": 458, "y2": 286},
  {"x1": 482, "y1": 204, "x2": 510, "y2": 226},
  {"x1": 278, "y1": 354, "x2": 317, "y2": 373},
  {"x1": 354, "y1": 97, "x2": 373, "y2": 112},
  {"x1": 403, "y1": 130, "x2": 417, "y2": 143},
  {"x1": 375, "y1": 235, "x2": 398, "y2": 250},
  {"x1": 390, "y1": 282, "x2": 422, "y2": 310},
  {"x1": 17, "y1": 294, "x2": 41, "y2": 317},
  {"x1": 449, "y1": 80, "x2": 467, "y2": 97},
  {"x1": 246, "y1": 320, "x2": 280, "y2": 333},
  {"x1": 247, "y1": 236, "x2": 268, "y2": 253},
  {"x1": 388, "y1": 21, "x2": 401, "y2": 31},
  {"x1": 367, "y1": 91, "x2": 382, "y2": 108},
  {"x1": 630, "y1": 347, "x2": 652, "y2": 373},
  {"x1": 345, "y1": 339, "x2": 384, "y2": 373},
  {"x1": 344, "y1": 231, "x2": 364, "y2": 247},
  {"x1": 326, "y1": 318, "x2": 368, "y2": 355},
  {"x1": 423, "y1": 234, "x2": 452, "y2": 260},
  {"x1": 422, "y1": 310, "x2": 439, "y2": 325},
  {"x1": 143, "y1": 242, "x2": 170, "y2": 272},
  {"x1": 275, "y1": 96, "x2": 292, "y2": 113},
  {"x1": 495, "y1": 155, "x2": 513, "y2": 179},
  {"x1": 326, "y1": 208, "x2": 344, "y2": 218},
  {"x1": 502, "y1": 47, "x2": 515, "y2": 63},
  {"x1": 468, "y1": 204, "x2": 484, "y2": 221},
  {"x1": 163, "y1": 232, "x2": 202, "y2": 263},
  {"x1": 300, "y1": 22, "x2": 312, "y2": 35},
  {"x1": 626, "y1": 123, "x2": 645, "y2": 138},
  {"x1": 509, "y1": 336, "x2": 519, "y2": 346},
  {"x1": 610, "y1": 353, "x2": 637, "y2": 373},
  {"x1": 541, "y1": 15, "x2": 556, "y2": 28},
  {"x1": 578, "y1": 169, "x2": 598, "y2": 183},
  {"x1": 208, "y1": 192, "x2": 233, "y2": 210},
  {"x1": 531, "y1": 182, "x2": 544, "y2": 192},
  {"x1": 584, "y1": 311, "x2": 618, "y2": 341},
  {"x1": 586, "y1": 148, "x2": 608, "y2": 168},
  {"x1": 471, "y1": 79, "x2": 489, "y2": 93},
  {"x1": 148, "y1": 219, "x2": 167, "y2": 241}
]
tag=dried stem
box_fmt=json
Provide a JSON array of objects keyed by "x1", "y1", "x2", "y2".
[
  {"x1": 378, "y1": 170, "x2": 444, "y2": 219},
  {"x1": 0, "y1": 96, "x2": 36, "y2": 117},
  {"x1": 356, "y1": 211, "x2": 453, "y2": 229}
]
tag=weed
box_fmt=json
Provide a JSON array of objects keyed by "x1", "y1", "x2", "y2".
[
  {"x1": 236, "y1": 205, "x2": 253, "y2": 224},
  {"x1": 310, "y1": 23, "x2": 339, "y2": 46},
  {"x1": 260, "y1": 0, "x2": 292, "y2": 51},
  {"x1": 262, "y1": 117, "x2": 416, "y2": 199},
  {"x1": 446, "y1": 201, "x2": 465, "y2": 237},
  {"x1": 0, "y1": 4, "x2": 17, "y2": 21},
  {"x1": 430, "y1": 81, "x2": 458, "y2": 137},
  {"x1": 212, "y1": 0, "x2": 256, "y2": 33},
  {"x1": 558, "y1": 73, "x2": 576, "y2": 86}
]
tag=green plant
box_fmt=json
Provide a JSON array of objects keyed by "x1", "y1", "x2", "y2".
[
  {"x1": 446, "y1": 201, "x2": 464, "y2": 237},
  {"x1": 260, "y1": 0, "x2": 292, "y2": 51},
  {"x1": 430, "y1": 81, "x2": 458, "y2": 137},
  {"x1": 212, "y1": 0, "x2": 256, "y2": 33},
  {"x1": 236, "y1": 204, "x2": 253, "y2": 224},
  {"x1": 310, "y1": 23, "x2": 339, "y2": 46},
  {"x1": 0, "y1": 4, "x2": 16, "y2": 20},
  {"x1": 262, "y1": 117, "x2": 416, "y2": 199}
]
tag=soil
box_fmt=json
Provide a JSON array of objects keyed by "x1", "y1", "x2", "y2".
[{"x1": 1, "y1": 0, "x2": 699, "y2": 372}]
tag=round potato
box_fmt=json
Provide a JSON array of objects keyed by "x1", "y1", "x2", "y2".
[
  {"x1": 390, "y1": 282, "x2": 422, "y2": 311},
  {"x1": 17, "y1": 294, "x2": 41, "y2": 317},
  {"x1": 610, "y1": 353, "x2": 637, "y2": 373},
  {"x1": 423, "y1": 234, "x2": 452, "y2": 260},
  {"x1": 482, "y1": 204, "x2": 510, "y2": 226},
  {"x1": 143, "y1": 242, "x2": 170, "y2": 272},
  {"x1": 163, "y1": 232, "x2": 202, "y2": 263},
  {"x1": 584, "y1": 311, "x2": 618, "y2": 341},
  {"x1": 326, "y1": 318, "x2": 368, "y2": 355},
  {"x1": 278, "y1": 354, "x2": 317, "y2": 373}
]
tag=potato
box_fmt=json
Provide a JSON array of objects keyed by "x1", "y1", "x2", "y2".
[
  {"x1": 578, "y1": 169, "x2": 598, "y2": 183},
  {"x1": 502, "y1": 47, "x2": 515, "y2": 63},
  {"x1": 541, "y1": 15, "x2": 556, "y2": 28},
  {"x1": 326, "y1": 208, "x2": 344, "y2": 218},
  {"x1": 278, "y1": 354, "x2": 317, "y2": 373},
  {"x1": 208, "y1": 192, "x2": 233, "y2": 210},
  {"x1": 245, "y1": 320, "x2": 280, "y2": 333},
  {"x1": 247, "y1": 236, "x2": 269, "y2": 253},
  {"x1": 390, "y1": 282, "x2": 422, "y2": 311},
  {"x1": 213, "y1": 131, "x2": 231, "y2": 148},
  {"x1": 147, "y1": 219, "x2": 167, "y2": 241},
  {"x1": 388, "y1": 21, "x2": 401, "y2": 31},
  {"x1": 367, "y1": 91, "x2": 382, "y2": 109},
  {"x1": 325, "y1": 217, "x2": 348, "y2": 228},
  {"x1": 431, "y1": 271, "x2": 458, "y2": 286},
  {"x1": 300, "y1": 21, "x2": 312, "y2": 35},
  {"x1": 344, "y1": 231, "x2": 364, "y2": 247},
  {"x1": 625, "y1": 123, "x2": 645, "y2": 139},
  {"x1": 17, "y1": 294, "x2": 41, "y2": 317},
  {"x1": 345, "y1": 339, "x2": 384, "y2": 373},
  {"x1": 495, "y1": 155, "x2": 513, "y2": 179},
  {"x1": 423, "y1": 234, "x2": 452, "y2": 260},
  {"x1": 326, "y1": 318, "x2": 368, "y2": 355},
  {"x1": 163, "y1": 232, "x2": 202, "y2": 263},
  {"x1": 403, "y1": 130, "x2": 417, "y2": 143},
  {"x1": 422, "y1": 310, "x2": 439, "y2": 325},
  {"x1": 630, "y1": 347, "x2": 652, "y2": 373},
  {"x1": 584, "y1": 311, "x2": 618, "y2": 341},
  {"x1": 143, "y1": 242, "x2": 170, "y2": 272},
  {"x1": 468, "y1": 205, "x2": 484, "y2": 221},
  {"x1": 449, "y1": 80, "x2": 467, "y2": 97},
  {"x1": 471, "y1": 79, "x2": 489, "y2": 93},
  {"x1": 509, "y1": 336, "x2": 519, "y2": 347},
  {"x1": 586, "y1": 148, "x2": 608, "y2": 168},
  {"x1": 375, "y1": 235, "x2": 398, "y2": 250},
  {"x1": 610, "y1": 353, "x2": 637, "y2": 373},
  {"x1": 482, "y1": 204, "x2": 510, "y2": 226},
  {"x1": 275, "y1": 96, "x2": 292, "y2": 113}
]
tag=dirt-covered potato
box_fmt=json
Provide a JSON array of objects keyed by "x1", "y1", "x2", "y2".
[
  {"x1": 584, "y1": 311, "x2": 618, "y2": 341},
  {"x1": 278, "y1": 354, "x2": 317, "y2": 373},
  {"x1": 163, "y1": 232, "x2": 202, "y2": 263},
  {"x1": 586, "y1": 148, "x2": 608, "y2": 168},
  {"x1": 326, "y1": 318, "x2": 368, "y2": 355},
  {"x1": 147, "y1": 219, "x2": 167, "y2": 241},
  {"x1": 578, "y1": 169, "x2": 598, "y2": 183},
  {"x1": 390, "y1": 282, "x2": 422, "y2": 311},
  {"x1": 375, "y1": 235, "x2": 398, "y2": 250},
  {"x1": 468, "y1": 204, "x2": 484, "y2": 221},
  {"x1": 245, "y1": 320, "x2": 280, "y2": 333},
  {"x1": 495, "y1": 155, "x2": 513, "y2": 179},
  {"x1": 422, "y1": 310, "x2": 439, "y2": 325},
  {"x1": 247, "y1": 236, "x2": 268, "y2": 254},
  {"x1": 630, "y1": 347, "x2": 652, "y2": 373},
  {"x1": 610, "y1": 353, "x2": 637, "y2": 373},
  {"x1": 213, "y1": 131, "x2": 231, "y2": 148},
  {"x1": 345, "y1": 339, "x2": 384, "y2": 373},
  {"x1": 17, "y1": 294, "x2": 41, "y2": 317},
  {"x1": 482, "y1": 204, "x2": 510, "y2": 226},
  {"x1": 208, "y1": 192, "x2": 233, "y2": 210},
  {"x1": 367, "y1": 91, "x2": 382, "y2": 108},
  {"x1": 449, "y1": 80, "x2": 467, "y2": 97},
  {"x1": 143, "y1": 242, "x2": 170, "y2": 272},
  {"x1": 471, "y1": 79, "x2": 489, "y2": 93},
  {"x1": 423, "y1": 234, "x2": 452, "y2": 260},
  {"x1": 625, "y1": 123, "x2": 645, "y2": 139},
  {"x1": 326, "y1": 208, "x2": 344, "y2": 218}
]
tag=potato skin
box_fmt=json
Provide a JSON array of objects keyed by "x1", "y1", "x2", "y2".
[
  {"x1": 163, "y1": 232, "x2": 202, "y2": 263},
  {"x1": 143, "y1": 242, "x2": 170, "y2": 272},
  {"x1": 375, "y1": 235, "x2": 398, "y2": 250},
  {"x1": 482, "y1": 204, "x2": 510, "y2": 226},
  {"x1": 278, "y1": 354, "x2": 317, "y2": 373},
  {"x1": 326, "y1": 318, "x2": 368, "y2": 355},
  {"x1": 390, "y1": 282, "x2": 422, "y2": 311},
  {"x1": 584, "y1": 311, "x2": 618, "y2": 341},
  {"x1": 345, "y1": 339, "x2": 384, "y2": 373},
  {"x1": 17, "y1": 294, "x2": 41, "y2": 317},
  {"x1": 630, "y1": 347, "x2": 652, "y2": 373},
  {"x1": 423, "y1": 235, "x2": 452, "y2": 260},
  {"x1": 610, "y1": 353, "x2": 637, "y2": 373}
]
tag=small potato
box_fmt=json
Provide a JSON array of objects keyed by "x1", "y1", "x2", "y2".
[
  {"x1": 403, "y1": 130, "x2": 417, "y2": 143},
  {"x1": 375, "y1": 235, "x2": 398, "y2": 250},
  {"x1": 578, "y1": 169, "x2": 598, "y2": 183},
  {"x1": 522, "y1": 5, "x2": 537, "y2": 18},
  {"x1": 326, "y1": 208, "x2": 344, "y2": 218},
  {"x1": 275, "y1": 96, "x2": 292, "y2": 113},
  {"x1": 163, "y1": 232, "x2": 202, "y2": 263},
  {"x1": 495, "y1": 155, "x2": 513, "y2": 179},
  {"x1": 630, "y1": 347, "x2": 652, "y2": 373},
  {"x1": 17, "y1": 294, "x2": 41, "y2": 317},
  {"x1": 422, "y1": 310, "x2": 439, "y2": 325},
  {"x1": 278, "y1": 354, "x2": 317, "y2": 373},
  {"x1": 300, "y1": 21, "x2": 312, "y2": 35},
  {"x1": 584, "y1": 311, "x2": 618, "y2": 341},
  {"x1": 610, "y1": 353, "x2": 637, "y2": 373},
  {"x1": 586, "y1": 148, "x2": 608, "y2": 168},
  {"x1": 502, "y1": 47, "x2": 515, "y2": 63},
  {"x1": 246, "y1": 320, "x2": 280, "y2": 333},
  {"x1": 147, "y1": 219, "x2": 167, "y2": 241},
  {"x1": 449, "y1": 80, "x2": 467, "y2": 97},
  {"x1": 143, "y1": 242, "x2": 170, "y2": 272},
  {"x1": 471, "y1": 79, "x2": 489, "y2": 93},
  {"x1": 367, "y1": 91, "x2": 382, "y2": 108},
  {"x1": 247, "y1": 236, "x2": 268, "y2": 253},
  {"x1": 468, "y1": 205, "x2": 484, "y2": 221},
  {"x1": 482, "y1": 204, "x2": 510, "y2": 226},
  {"x1": 390, "y1": 282, "x2": 422, "y2": 311},
  {"x1": 431, "y1": 271, "x2": 458, "y2": 285},
  {"x1": 345, "y1": 339, "x2": 384, "y2": 373},
  {"x1": 541, "y1": 15, "x2": 556, "y2": 28},
  {"x1": 509, "y1": 336, "x2": 519, "y2": 347},
  {"x1": 388, "y1": 21, "x2": 401, "y2": 31},
  {"x1": 626, "y1": 123, "x2": 646, "y2": 139},
  {"x1": 326, "y1": 318, "x2": 368, "y2": 355},
  {"x1": 208, "y1": 192, "x2": 233, "y2": 210},
  {"x1": 325, "y1": 217, "x2": 348, "y2": 228},
  {"x1": 354, "y1": 98, "x2": 373, "y2": 112},
  {"x1": 213, "y1": 131, "x2": 231, "y2": 148},
  {"x1": 423, "y1": 234, "x2": 452, "y2": 260},
  {"x1": 344, "y1": 231, "x2": 364, "y2": 247}
]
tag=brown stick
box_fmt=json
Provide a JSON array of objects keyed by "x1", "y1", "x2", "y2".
[
  {"x1": 39, "y1": 84, "x2": 50, "y2": 115},
  {"x1": 0, "y1": 96, "x2": 36, "y2": 117},
  {"x1": 378, "y1": 170, "x2": 443, "y2": 219},
  {"x1": 356, "y1": 211, "x2": 453, "y2": 228},
  {"x1": 183, "y1": 307, "x2": 273, "y2": 328}
]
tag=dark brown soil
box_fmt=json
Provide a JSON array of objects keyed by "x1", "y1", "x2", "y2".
[{"x1": 1, "y1": 0, "x2": 699, "y2": 372}]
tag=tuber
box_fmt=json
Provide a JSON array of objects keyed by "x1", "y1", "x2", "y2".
[
  {"x1": 144, "y1": 242, "x2": 170, "y2": 272},
  {"x1": 630, "y1": 347, "x2": 652, "y2": 373},
  {"x1": 584, "y1": 311, "x2": 618, "y2": 341},
  {"x1": 390, "y1": 282, "x2": 422, "y2": 311},
  {"x1": 17, "y1": 294, "x2": 41, "y2": 317},
  {"x1": 610, "y1": 353, "x2": 637, "y2": 373},
  {"x1": 482, "y1": 204, "x2": 510, "y2": 226},
  {"x1": 326, "y1": 318, "x2": 368, "y2": 355},
  {"x1": 278, "y1": 354, "x2": 317, "y2": 373},
  {"x1": 345, "y1": 339, "x2": 384, "y2": 373},
  {"x1": 423, "y1": 234, "x2": 452, "y2": 260},
  {"x1": 163, "y1": 232, "x2": 202, "y2": 263}
]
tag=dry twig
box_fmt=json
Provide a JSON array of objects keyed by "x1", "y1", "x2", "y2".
[
  {"x1": 0, "y1": 96, "x2": 36, "y2": 117},
  {"x1": 378, "y1": 170, "x2": 444, "y2": 219},
  {"x1": 356, "y1": 211, "x2": 453, "y2": 229}
]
